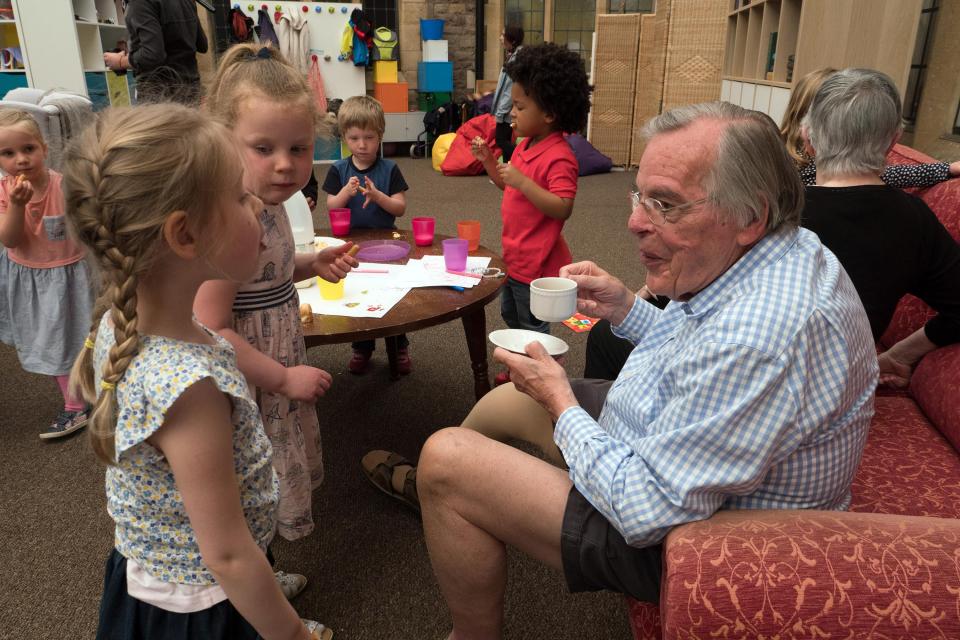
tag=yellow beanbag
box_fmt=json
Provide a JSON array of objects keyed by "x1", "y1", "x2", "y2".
[{"x1": 431, "y1": 132, "x2": 457, "y2": 172}]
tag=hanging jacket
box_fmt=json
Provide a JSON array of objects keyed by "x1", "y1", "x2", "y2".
[
  {"x1": 338, "y1": 21, "x2": 353, "y2": 61},
  {"x1": 350, "y1": 8, "x2": 373, "y2": 67},
  {"x1": 256, "y1": 9, "x2": 279, "y2": 48},
  {"x1": 277, "y1": 7, "x2": 310, "y2": 73},
  {"x1": 230, "y1": 8, "x2": 254, "y2": 42}
]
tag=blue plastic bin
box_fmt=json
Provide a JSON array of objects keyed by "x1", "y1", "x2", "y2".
[
  {"x1": 418, "y1": 61, "x2": 454, "y2": 93},
  {"x1": 420, "y1": 18, "x2": 444, "y2": 40}
]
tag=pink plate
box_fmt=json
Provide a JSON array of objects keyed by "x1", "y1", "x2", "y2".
[{"x1": 355, "y1": 239, "x2": 411, "y2": 262}]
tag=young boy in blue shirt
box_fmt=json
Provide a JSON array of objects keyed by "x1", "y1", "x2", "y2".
[{"x1": 323, "y1": 95, "x2": 409, "y2": 374}]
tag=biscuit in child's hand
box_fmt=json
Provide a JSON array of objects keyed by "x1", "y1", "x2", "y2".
[
  {"x1": 15, "y1": 174, "x2": 24, "y2": 185},
  {"x1": 299, "y1": 303, "x2": 313, "y2": 324}
]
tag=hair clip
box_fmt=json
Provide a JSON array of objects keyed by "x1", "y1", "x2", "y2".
[
  {"x1": 256, "y1": 47, "x2": 271, "y2": 59},
  {"x1": 100, "y1": 380, "x2": 116, "y2": 391},
  {"x1": 84, "y1": 337, "x2": 96, "y2": 350}
]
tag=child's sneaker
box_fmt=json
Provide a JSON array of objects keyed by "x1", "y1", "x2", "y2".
[
  {"x1": 302, "y1": 619, "x2": 334, "y2": 640},
  {"x1": 396, "y1": 347, "x2": 412, "y2": 375},
  {"x1": 39, "y1": 408, "x2": 90, "y2": 440},
  {"x1": 275, "y1": 570, "x2": 307, "y2": 600},
  {"x1": 348, "y1": 349, "x2": 372, "y2": 374}
]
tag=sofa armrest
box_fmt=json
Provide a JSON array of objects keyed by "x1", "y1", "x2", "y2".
[{"x1": 661, "y1": 509, "x2": 960, "y2": 638}]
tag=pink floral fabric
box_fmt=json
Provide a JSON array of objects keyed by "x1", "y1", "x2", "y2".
[
  {"x1": 660, "y1": 510, "x2": 960, "y2": 639},
  {"x1": 911, "y1": 344, "x2": 960, "y2": 451},
  {"x1": 851, "y1": 396, "x2": 960, "y2": 518}
]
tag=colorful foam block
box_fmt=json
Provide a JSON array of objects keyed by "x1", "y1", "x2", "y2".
[
  {"x1": 374, "y1": 82, "x2": 409, "y2": 113},
  {"x1": 417, "y1": 61, "x2": 453, "y2": 93}
]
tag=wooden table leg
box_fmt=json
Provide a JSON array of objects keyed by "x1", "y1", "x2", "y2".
[
  {"x1": 461, "y1": 309, "x2": 491, "y2": 400},
  {"x1": 384, "y1": 335, "x2": 400, "y2": 380}
]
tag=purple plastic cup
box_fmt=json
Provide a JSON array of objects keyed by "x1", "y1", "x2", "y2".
[
  {"x1": 412, "y1": 216, "x2": 435, "y2": 246},
  {"x1": 442, "y1": 238, "x2": 469, "y2": 272},
  {"x1": 329, "y1": 208, "x2": 351, "y2": 236}
]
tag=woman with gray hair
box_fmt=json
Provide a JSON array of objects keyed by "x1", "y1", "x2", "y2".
[{"x1": 801, "y1": 68, "x2": 960, "y2": 386}]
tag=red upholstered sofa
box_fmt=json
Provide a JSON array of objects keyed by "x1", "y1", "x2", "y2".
[{"x1": 627, "y1": 144, "x2": 960, "y2": 639}]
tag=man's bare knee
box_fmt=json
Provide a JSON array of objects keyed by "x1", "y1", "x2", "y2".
[{"x1": 419, "y1": 427, "x2": 481, "y2": 498}]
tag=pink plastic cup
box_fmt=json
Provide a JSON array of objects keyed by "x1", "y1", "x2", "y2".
[
  {"x1": 412, "y1": 216, "x2": 435, "y2": 246},
  {"x1": 442, "y1": 238, "x2": 469, "y2": 272},
  {"x1": 329, "y1": 208, "x2": 351, "y2": 236}
]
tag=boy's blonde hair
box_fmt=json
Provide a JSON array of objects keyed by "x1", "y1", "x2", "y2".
[
  {"x1": 64, "y1": 104, "x2": 240, "y2": 465},
  {"x1": 206, "y1": 43, "x2": 334, "y2": 137},
  {"x1": 338, "y1": 95, "x2": 385, "y2": 138},
  {"x1": 779, "y1": 67, "x2": 837, "y2": 166},
  {"x1": 0, "y1": 109, "x2": 46, "y2": 147}
]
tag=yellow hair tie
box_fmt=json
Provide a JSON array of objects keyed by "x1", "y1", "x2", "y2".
[
  {"x1": 84, "y1": 338, "x2": 96, "y2": 350},
  {"x1": 100, "y1": 380, "x2": 116, "y2": 391}
]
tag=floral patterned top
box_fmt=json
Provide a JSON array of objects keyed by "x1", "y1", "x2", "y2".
[{"x1": 94, "y1": 316, "x2": 279, "y2": 585}]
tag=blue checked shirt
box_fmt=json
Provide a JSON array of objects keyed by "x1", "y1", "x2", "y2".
[{"x1": 554, "y1": 227, "x2": 878, "y2": 548}]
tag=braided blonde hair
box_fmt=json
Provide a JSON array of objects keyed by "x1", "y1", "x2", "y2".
[
  {"x1": 63, "y1": 104, "x2": 239, "y2": 464},
  {"x1": 206, "y1": 43, "x2": 335, "y2": 138}
]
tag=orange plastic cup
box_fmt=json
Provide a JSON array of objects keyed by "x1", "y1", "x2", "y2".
[{"x1": 457, "y1": 219, "x2": 481, "y2": 251}]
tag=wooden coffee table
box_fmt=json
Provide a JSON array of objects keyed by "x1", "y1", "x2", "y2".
[{"x1": 302, "y1": 228, "x2": 507, "y2": 399}]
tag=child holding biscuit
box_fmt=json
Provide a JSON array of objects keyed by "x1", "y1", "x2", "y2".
[
  {"x1": 470, "y1": 43, "x2": 591, "y2": 381},
  {"x1": 0, "y1": 109, "x2": 94, "y2": 439}
]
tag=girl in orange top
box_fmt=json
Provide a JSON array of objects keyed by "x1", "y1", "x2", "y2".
[{"x1": 0, "y1": 109, "x2": 94, "y2": 439}]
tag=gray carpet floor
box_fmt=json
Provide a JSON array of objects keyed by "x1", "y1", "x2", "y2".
[{"x1": 0, "y1": 157, "x2": 647, "y2": 639}]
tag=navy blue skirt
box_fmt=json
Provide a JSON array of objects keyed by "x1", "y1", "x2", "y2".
[{"x1": 96, "y1": 549, "x2": 262, "y2": 640}]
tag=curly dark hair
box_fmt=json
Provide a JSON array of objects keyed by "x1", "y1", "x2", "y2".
[{"x1": 505, "y1": 42, "x2": 592, "y2": 134}]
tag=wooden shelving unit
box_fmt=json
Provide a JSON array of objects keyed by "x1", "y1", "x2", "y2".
[{"x1": 721, "y1": 0, "x2": 924, "y2": 125}]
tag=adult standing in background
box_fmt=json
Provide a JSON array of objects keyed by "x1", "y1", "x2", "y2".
[
  {"x1": 490, "y1": 25, "x2": 523, "y2": 162},
  {"x1": 103, "y1": 0, "x2": 209, "y2": 105}
]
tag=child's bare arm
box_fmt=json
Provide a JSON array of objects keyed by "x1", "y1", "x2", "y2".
[
  {"x1": 0, "y1": 177, "x2": 32, "y2": 248},
  {"x1": 195, "y1": 280, "x2": 333, "y2": 401},
  {"x1": 498, "y1": 163, "x2": 574, "y2": 220},
  {"x1": 149, "y1": 381, "x2": 310, "y2": 640}
]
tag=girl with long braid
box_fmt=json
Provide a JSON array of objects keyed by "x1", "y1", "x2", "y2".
[{"x1": 65, "y1": 104, "x2": 332, "y2": 640}]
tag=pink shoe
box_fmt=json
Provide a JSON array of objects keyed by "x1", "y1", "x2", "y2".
[
  {"x1": 396, "y1": 347, "x2": 412, "y2": 375},
  {"x1": 348, "y1": 349, "x2": 372, "y2": 374}
]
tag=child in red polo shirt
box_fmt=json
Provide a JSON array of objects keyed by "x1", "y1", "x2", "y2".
[{"x1": 472, "y1": 43, "x2": 592, "y2": 344}]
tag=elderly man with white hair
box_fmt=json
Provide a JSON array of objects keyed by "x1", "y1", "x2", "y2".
[
  {"x1": 414, "y1": 101, "x2": 879, "y2": 639},
  {"x1": 801, "y1": 68, "x2": 960, "y2": 387}
]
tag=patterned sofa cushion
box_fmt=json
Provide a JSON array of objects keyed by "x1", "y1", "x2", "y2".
[
  {"x1": 911, "y1": 344, "x2": 960, "y2": 452},
  {"x1": 660, "y1": 510, "x2": 960, "y2": 638},
  {"x1": 851, "y1": 395, "x2": 960, "y2": 518}
]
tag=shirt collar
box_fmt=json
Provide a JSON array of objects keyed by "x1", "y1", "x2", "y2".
[
  {"x1": 677, "y1": 225, "x2": 798, "y2": 318},
  {"x1": 520, "y1": 131, "x2": 565, "y2": 161}
]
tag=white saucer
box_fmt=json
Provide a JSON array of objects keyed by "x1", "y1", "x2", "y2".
[
  {"x1": 315, "y1": 235, "x2": 346, "y2": 250},
  {"x1": 488, "y1": 329, "x2": 569, "y2": 356}
]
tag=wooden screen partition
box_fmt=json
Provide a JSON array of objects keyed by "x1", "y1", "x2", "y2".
[
  {"x1": 661, "y1": 0, "x2": 727, "y2": 111},
  {"x1": 630, "y1": 5, "x2": 671, "y2": 166},
  {"x1": 587, "y1": 14, "x2": 642, "y2": 165}
]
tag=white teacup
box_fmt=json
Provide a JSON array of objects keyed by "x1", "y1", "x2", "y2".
[{"x1": 530, "y1": 277, "x2": 577, "y2": 322}]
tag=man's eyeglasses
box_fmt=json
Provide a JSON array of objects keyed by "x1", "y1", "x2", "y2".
[{"x1": 630, "y1": 191, "x2": 708, "y2": 225}]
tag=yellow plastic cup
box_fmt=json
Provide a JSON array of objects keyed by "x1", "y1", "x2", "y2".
[{"x1": 318, "y1": 276, "x2": 345, "y2": 300}]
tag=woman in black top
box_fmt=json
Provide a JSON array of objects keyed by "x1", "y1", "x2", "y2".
[{"x1": 801, "y1": 68, "x2": 960, "y2": 386}]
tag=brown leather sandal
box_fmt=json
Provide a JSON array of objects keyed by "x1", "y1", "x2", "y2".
[{"x1": 360, "y1": 450, "x2": 420, "y2": 514}]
